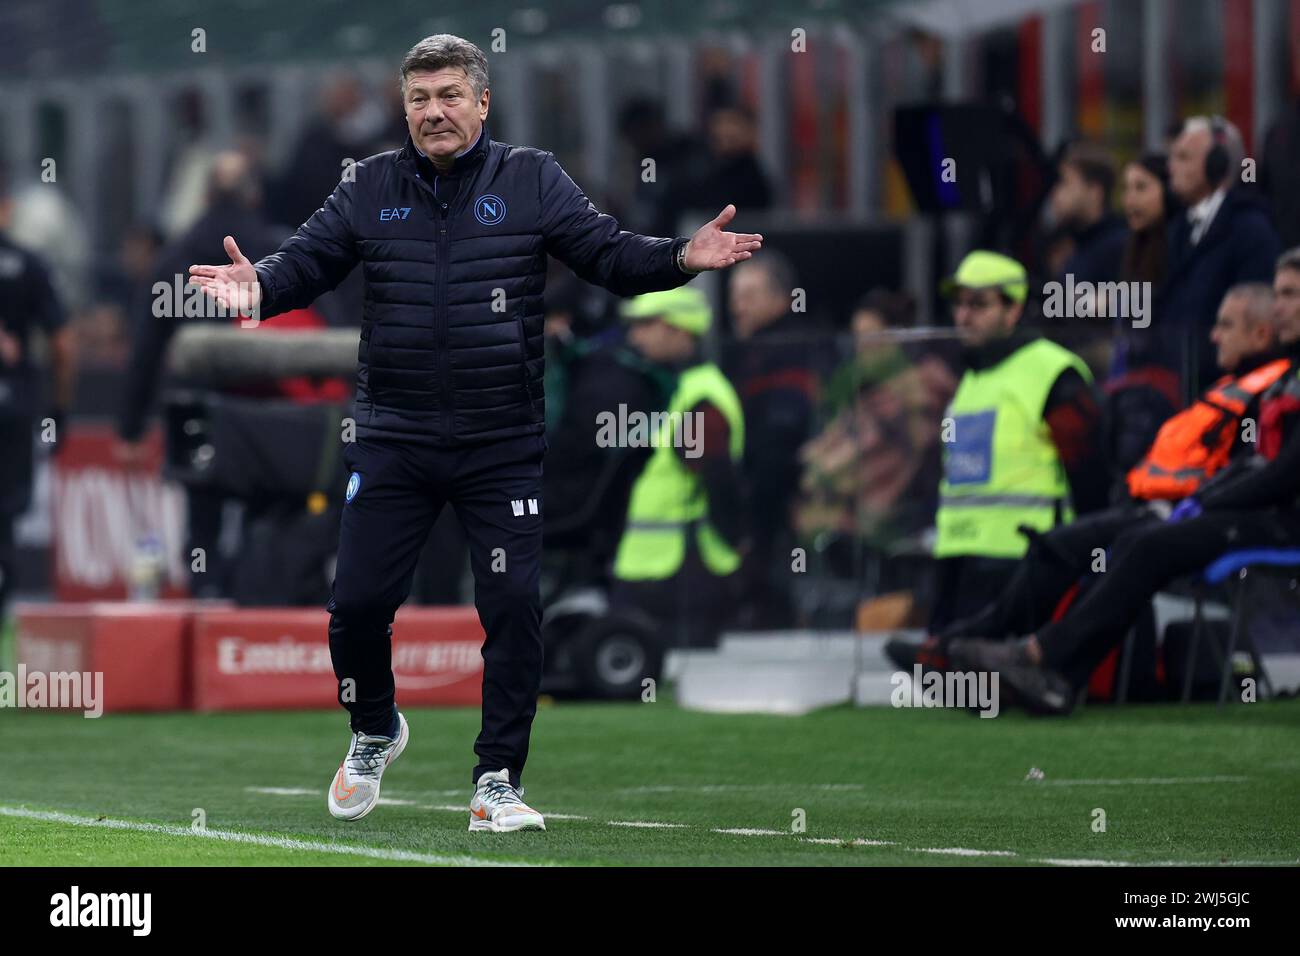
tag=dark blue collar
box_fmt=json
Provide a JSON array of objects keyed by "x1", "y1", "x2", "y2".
[{"x1": 406, "y1": 125, "x2": 490, "y2": 179}]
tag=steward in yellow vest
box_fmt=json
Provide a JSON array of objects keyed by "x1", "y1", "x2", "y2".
[
  {"x1": 610, "y1": 287, "x2": 746, "y2": 647},
  {"x1": 928, "y1": 251, "x2": 1103, "y2": 633}
]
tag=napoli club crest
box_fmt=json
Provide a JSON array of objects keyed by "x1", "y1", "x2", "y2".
[
  {"x1": 474, "y1": 194, "x2": 506, "y2": 225},
  {"x1": 346, "y1": 472, "x2": 361, "y2": 502}
]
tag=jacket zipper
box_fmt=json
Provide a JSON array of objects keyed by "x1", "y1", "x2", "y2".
[
  {"x1": 433, "y1": 172, "x2": 452, "y2": 441},
  {"x1": 399, "y1": 166, "x2": 449, "y2": 438}
]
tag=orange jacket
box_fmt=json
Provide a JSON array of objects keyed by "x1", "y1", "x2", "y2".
[{"x1": 1126, "y1": 358, "x2": 1292, "y2": 500}]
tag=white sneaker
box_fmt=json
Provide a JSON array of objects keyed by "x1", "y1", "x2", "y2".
[
  {"x1": 468, "y1": 768, "x2": 546, "y2": 833},
  {"x1": 327, "y1": 713, "x2": 409, "y2": 821}
]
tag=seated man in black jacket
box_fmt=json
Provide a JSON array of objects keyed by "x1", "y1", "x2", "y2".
[{"x1": 950, "y1": 269, "x2": 1300, "y2": 712}]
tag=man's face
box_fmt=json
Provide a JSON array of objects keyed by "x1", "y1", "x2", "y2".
[
  {"x1": 1273, "y1": 268, "x2": 1300, "y2": 345},
  {"x1": 404, "y1": 68, "x2": 489, "y2": 164},
  {"x1": 952, "y1": 287, "x2": 1020, "y2": 348},
  {"x1": 729, "y1": 266, "x2": 788, "y2": 339},
  {"x1": 1211, "y1": 295, "x2": 1272, "y2": 371},
  {"x1": 709, "y1": 109, "x2": 756, "y2": 158},
  {"x1": 1048, "y1": 164, "x2": 1093, "y2": 229},
  {"x1": 851, "y1": 308, "x2": 886, "y2": 353},
  {"x1": 1169, "y1": 127, "x2": 1211, "y2": 204},
  {"x1": 627, "y1": 318, "x2": 694, "y2": 363}
]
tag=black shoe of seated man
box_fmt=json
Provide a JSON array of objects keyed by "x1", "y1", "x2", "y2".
[
  {"x1": 884, "y1": 634, "x2": 949, "y2": 675},
  {"x1": 948, "y1": 637, "x2": 1075, "y2": 716}
]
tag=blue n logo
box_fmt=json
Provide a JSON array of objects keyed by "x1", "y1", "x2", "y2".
[{"x1": 474, "y1": 194, "x2": 507, "y2": 226}]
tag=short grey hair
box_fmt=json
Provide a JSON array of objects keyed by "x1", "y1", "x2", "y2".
[
  {"x1": 400, "y1": 34, "x2": 489, "y2": 98},
  {"x1": 1276, "y1": 246, "x2": 1300, "y2": 276},
  {"x1": 1182, "y1": 115, "x2": 1246, "y2": 176},
  {"x1": 1223, "y1": 281, "x2": 1276, "y2": 329}
]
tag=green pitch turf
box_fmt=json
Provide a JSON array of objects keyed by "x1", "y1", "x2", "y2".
[{"x1": 1, "y1": 696, "x2": 1297, "y2": 866}]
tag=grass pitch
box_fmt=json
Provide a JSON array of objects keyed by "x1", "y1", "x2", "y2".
[{"x1": 1, "y1": 695, "x2": 1297, "y2": 866}]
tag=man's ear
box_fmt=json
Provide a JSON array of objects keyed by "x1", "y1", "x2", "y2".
[
  {"x1": 479, "y1": 89, "x2": 491, "y2": 122},
  {"x1": 1006, "y1": 301, "x2": 1025, "y2": 329}
]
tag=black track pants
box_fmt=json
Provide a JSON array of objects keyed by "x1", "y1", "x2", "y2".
[{"x1": 326, "y1": 432, "x2": 545, "y2": 788}]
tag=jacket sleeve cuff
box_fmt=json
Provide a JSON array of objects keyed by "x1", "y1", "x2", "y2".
[
  {"x1": 670, "y1": 237, "x2": 699, "y2": 279},
  {"x1": 253, "y1": 263, "x2": 280, "y2": 319}
]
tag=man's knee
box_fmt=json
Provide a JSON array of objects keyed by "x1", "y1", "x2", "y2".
[
  {"x1": 1109, "y1": 522, "x2": 1174, "y2": 571},
  {"x1": 327, "y1": 578, "x2": 402, "y2": 626}
]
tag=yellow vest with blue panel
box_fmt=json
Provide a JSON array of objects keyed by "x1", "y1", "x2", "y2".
[
  {"x1": 934, "y1": 338, "x2": 1092, "y2": 559},
  {"x1": 614, "y1": 363, "x2": 745, "y2": 581}
]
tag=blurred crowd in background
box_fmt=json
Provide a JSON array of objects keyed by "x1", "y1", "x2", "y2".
[{"x1": 5, "y1": 0, "x2": 1300, "y2": 646}]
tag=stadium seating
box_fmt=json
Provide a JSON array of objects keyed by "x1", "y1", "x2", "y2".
[{"x1": 1188, "y1": 549, "x2": 1300, "y2": 706}]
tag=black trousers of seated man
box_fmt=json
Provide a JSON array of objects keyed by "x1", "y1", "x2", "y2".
[
  {"x1": 937, "y1": 503, "x2": 1160, "y2": 646},
  {"x1": 326, "y1": 432, "x2": 546, "y2": 789},
  {"x1": 1036, "y1": 508, "x2": 1300, "y2": 687}
]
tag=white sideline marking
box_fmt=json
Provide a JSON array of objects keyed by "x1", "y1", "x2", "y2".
[
  {"x1": 0, "y1": 806, "x2": 535, "y2": 867},
  {"x1": 399, "y1": 803, "x2": 590, "y2": 822},
  {"x1": 251, "y1": 789, "x2": 435, "y2": 809},
  {"x1": 1038, "y1": 775, "x2": 1248, "y2": 786},
  {"x1": 911, "y1": 847, "x2": 1017, "y2": 858},
  {"x1": 608, "y1": 821, "x2": 690, "y2": 829},
  {"x1": 1032, "y1": 857, "x2": 1130, "y2": 867},
  {"x1": 245, "y1": 790, "x2": 590, "y2": 821},
  {"x1": 620, "y1": 784, "x2": 864, "y2": 794},
  {"x1": 245, "y1": 787, "x2": 1291, "y2": 867},
  {"x1": 1143, "y1": 858, "x2": 1300, "y2": 867},
  {"x1": 245, "y1": 790, "x2": 465, "y2": 806}
]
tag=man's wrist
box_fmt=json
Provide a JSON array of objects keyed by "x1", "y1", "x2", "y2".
[{"x1": 675, "y1": 239, "x2": 702, "y2": 275}]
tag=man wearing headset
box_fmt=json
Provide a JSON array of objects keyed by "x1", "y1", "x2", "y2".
[{"x1": 1162, "y1": 115, "x2": 1279, "y2": 400}]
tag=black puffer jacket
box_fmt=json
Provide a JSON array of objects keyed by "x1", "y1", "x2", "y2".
[{"x1": 253, "y1": 127, "x2": 691, "y2": 444}]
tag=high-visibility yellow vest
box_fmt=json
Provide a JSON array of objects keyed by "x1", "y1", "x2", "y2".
[
  {"x1": 613, "y1": 363, "x2": 745, "y2": 581},
  {"x1": 934, "y1": 338, "x2": 1092, "y2": 559}
]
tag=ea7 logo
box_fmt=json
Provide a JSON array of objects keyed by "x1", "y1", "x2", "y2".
[
  {"x1": 379, "y1": 207, "x2": 412, "y2": 221},
  {"x1": 511, "y1": 499, "x2": 539, "y2": 517}
]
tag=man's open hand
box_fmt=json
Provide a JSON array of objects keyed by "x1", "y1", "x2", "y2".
[
  {"x1": 188, "y1": 236, "x2": 262, "y2": 316},
  {"x1": 682, "y1": 205, "x2": 764, "y2": 271}
]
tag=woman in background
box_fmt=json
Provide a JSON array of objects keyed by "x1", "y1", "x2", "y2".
[{"x1": 1103, "y1": 154, "x2": 1183, "y2": 493}]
